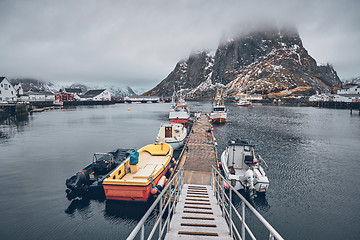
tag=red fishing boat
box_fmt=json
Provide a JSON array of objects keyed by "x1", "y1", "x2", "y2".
[{"x1": 169, "y1": 91, "x2": 190, "y2": 125}]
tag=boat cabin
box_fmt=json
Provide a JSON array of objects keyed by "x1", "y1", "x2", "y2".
[
  {"x1": 226, "y1": 140, "x2": 256, "y2": 172},
  {"x1": 158, "y1": 123, "x2": 184, "y2": 139}
]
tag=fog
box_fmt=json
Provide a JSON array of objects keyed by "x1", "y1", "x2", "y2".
[{"x1": 0, "y1": 0, "x2": 359, "y2": 89}]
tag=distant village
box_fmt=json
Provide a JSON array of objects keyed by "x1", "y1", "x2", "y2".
[
  {"x1": 1, "y1": 76, "x2": 360, "y2": 106},
  {"x1": 308, "y1": 84, "x2": 360, "y2": 103},
  {"x1": 0, "y1": 77, "x2": 167, "y2": 106},
  {"x1": 0, "y1": 77, "x2": 112, "y2": 104}
]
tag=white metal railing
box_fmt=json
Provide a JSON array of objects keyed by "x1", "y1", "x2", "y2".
[
  {"x1": 127, "y1": 167, "x2": 184, "y2": 240},
  {"x1": 211, "y1": 166, "x2": 283, "y2": 240}
]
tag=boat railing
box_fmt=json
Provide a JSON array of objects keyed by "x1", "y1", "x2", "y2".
[
  {"x1": 126, "y1": 167, "x2": 185, "y2": 240},
  {"x1": 258, "y1": 155, "x2": 269, "y2": 169},
  {"x1": 211, "y1": 165, "x2": 283, "y2": 240}
]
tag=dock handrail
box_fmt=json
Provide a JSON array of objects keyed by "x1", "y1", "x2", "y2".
[
  {"x1": 127, "y1": 167, "x2": 184, "y2": 240},
  {"x1": 211, "y1": 165, "x2": 283, "y2": 240}
]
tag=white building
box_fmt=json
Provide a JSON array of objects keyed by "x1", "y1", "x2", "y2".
[
  {"x1": 19, "y1": 91, "x2": 55, "y2": 102},
  {"x1": 332, "y1": 94, "x2": 360, "y2": 103},
  {"x1": 79, "y1": 89, "x2": 111, "y2": 101},
  {"x1": 65, "y1": 88, "x2": 82, "y2": 100},
  {"x1": 0, "y1": 77, "x2": 17, "y2": 102},
  {"x1": 337, "y1": 84, "x2": 360, "y2": 95},
  {"x1": 248, "y1": 94, "x2": 263, "y2": 101},
  {"x1": 308, "y1": 94, "x2": 331, "y2": 102}
]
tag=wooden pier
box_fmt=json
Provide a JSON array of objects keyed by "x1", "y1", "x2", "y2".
[
  {"x1": 163, "y1": 114, "x2": 231, "y2": 239},
  {"x1": 179, "y1": 114, "x2": 218, "y2": 185},
  {"x1": 128, "y1": 113, "x2": 283, "y2": 240}
]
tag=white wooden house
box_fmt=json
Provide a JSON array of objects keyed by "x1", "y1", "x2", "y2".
[
  {"x1": 337, "y1": 84, "x2": 360, "y2": 95},
  {"x1": 65, "y1": 88, "x2": 82, "y2": 100},
  {"x1": 0, "y1": 77, "x2": 17, "y2": 102}
]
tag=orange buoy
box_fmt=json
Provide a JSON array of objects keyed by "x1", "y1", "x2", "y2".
[{"x1": 151, "y1": 187, "x2": 158, "y2": 195}]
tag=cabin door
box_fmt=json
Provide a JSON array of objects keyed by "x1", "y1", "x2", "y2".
[{"x1": 165, "y1": 127, "x2": 172, "y2": 138}]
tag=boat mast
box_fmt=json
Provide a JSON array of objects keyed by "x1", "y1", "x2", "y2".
[{"x1": 232, "y1": 145, "x2": 235, "y2": 166}]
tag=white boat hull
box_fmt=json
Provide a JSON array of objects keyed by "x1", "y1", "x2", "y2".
[
  {"x1": 166, "y1": 139, "x2": 185, "y2": 150},
  {"x1": 220, "y1": 144, "x2": 269, "y2": 194},
  {"x1": 156, "y1": 123, "x2": 187, "y2": 150}
]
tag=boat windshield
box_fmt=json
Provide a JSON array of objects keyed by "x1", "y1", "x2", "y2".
[{"x1": 213, "y1": 107, "x2": 225, "y2": 112}]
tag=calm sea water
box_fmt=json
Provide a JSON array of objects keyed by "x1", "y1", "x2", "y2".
[{"x1": 0, "y1": 102, "x2": 359, "y2": 239}]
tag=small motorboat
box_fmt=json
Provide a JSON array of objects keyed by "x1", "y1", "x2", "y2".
[
  {"x1": 237, "y1": 99, "x2": 251, "y2": 107},
  {"x1": 65, "y1": 149, "x2": 131, "y2": 200},
  {"x1": 155, "y1": 123, "x2": 187, "y2": 150},
  {"x1": 169, "y1": 91, "x2": 190, "y2": 125},
  {"x1": 210, "y1": 89, "x2": 227, "y2": 124},
  {"x1": 102, "y1": 143, "x2": 174, "y2": 202},
  {"x1": 220, "y1": 139, "x2": 269, "y2": 198}
]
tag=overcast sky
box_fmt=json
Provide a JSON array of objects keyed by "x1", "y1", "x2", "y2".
[{"x1": 0, "y1": 0, "x2": 359, "y2": 90}]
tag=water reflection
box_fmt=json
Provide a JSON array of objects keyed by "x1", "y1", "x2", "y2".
[
  {"x1": 65, "y1": 198, "x2": 92, "y2": 215},
  {"x1": 0, "y1": 116, "x2": 29, "y2": 142},
  {"x1": 105, "y1": 200, "x2": 156, "y2": 225},
  {"x1": 65, "y1": 194, "x2": 106, "y2": 215},
  {"x1": 1, "y1": 103, "x2": 359, "y2": 240}
]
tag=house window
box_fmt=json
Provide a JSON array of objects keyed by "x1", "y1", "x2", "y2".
[
  {"x1": 1, "y1": 84, "x2": 2, "y2": 87},
  {"x1": 4, "y1": 84, "x2": 8, "y2": 90},
  {"x1": 11, "y1": 91, "x2": 13, "y2": 95}
]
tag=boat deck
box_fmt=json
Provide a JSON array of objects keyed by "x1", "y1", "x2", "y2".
[
  {"x1": 164, "y1": 184, "x2": 231, "y2": 240},
  {"x1": 120, "y1": 152, "x2": 167, "y2": 182},
  {"x1": 104, "y1": 143, "x2": 172, "y2": 185}
]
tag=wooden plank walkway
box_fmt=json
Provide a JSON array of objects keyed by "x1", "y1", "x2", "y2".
[
  {"x1": 179, "y1": 114, "x2": 217, "y2": 185},
  {"x1": 163, "y1": 114, "x2": 231, "y2": 239},
  {"x1": 164, "y1": 184, "x2": 231, "y2": 240}
]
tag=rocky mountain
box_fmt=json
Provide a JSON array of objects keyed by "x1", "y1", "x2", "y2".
[
  {"x1": 9, "y1": 78, "x2": 139, "y2": 98},
  {"x1": 144, "y1": 26, "x2": 342, "y2": 99},
  {"x1": 9, "y1": 78, "x2": 56, "y2": 92},
  {"x1": 343, "y1": 76, "x2": 360, "y2": 84}
]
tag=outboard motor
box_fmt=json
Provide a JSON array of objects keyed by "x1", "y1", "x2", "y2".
[{"x1": 245, "y1": 168, "x2": 257, "y2": 198}]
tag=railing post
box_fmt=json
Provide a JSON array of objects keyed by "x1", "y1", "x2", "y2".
[
  {"x1": 140, "y1": 225, "x2": 144, "y2": 240},
  {"x1": 242, "y1": 200, "x2": 245, "y2": 240},
  {"x1": 167, "y1": 187, "x2": 170, "y2": 233},
  {"x1": 217, "y1": 171, "x2": 220, "y2": 203},
  {"x1": 221, "y1": 178, "x2": 225, "y2": 217},
  {"x1": 174, "y1": 173, "x2": 178, "y2": 205},
  {"x1": 158, "y1": 197, "x2": 163, "y2": 240},
  {"x1": 230, "y1": 188, "x2": 233, "y2": 238},
  {"x1": 269, "y1": 232, "x2": 274, "y2": 240},
  {"x1": 211, "y1": 168, "x2": 213, "y2": 191}
]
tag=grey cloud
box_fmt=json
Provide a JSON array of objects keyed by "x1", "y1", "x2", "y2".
[{"x1": 0, "y1": 0, "x2": 359, "y2": 90}]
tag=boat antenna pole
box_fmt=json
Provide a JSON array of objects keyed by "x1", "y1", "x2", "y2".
[{"x1": 232, "y1": 145, "x2": 235, "y2": 166}]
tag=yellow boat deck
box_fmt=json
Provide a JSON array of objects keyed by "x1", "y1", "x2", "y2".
[{"x1": 103, "y1": 143, "x2": 173, "y2": 186}]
